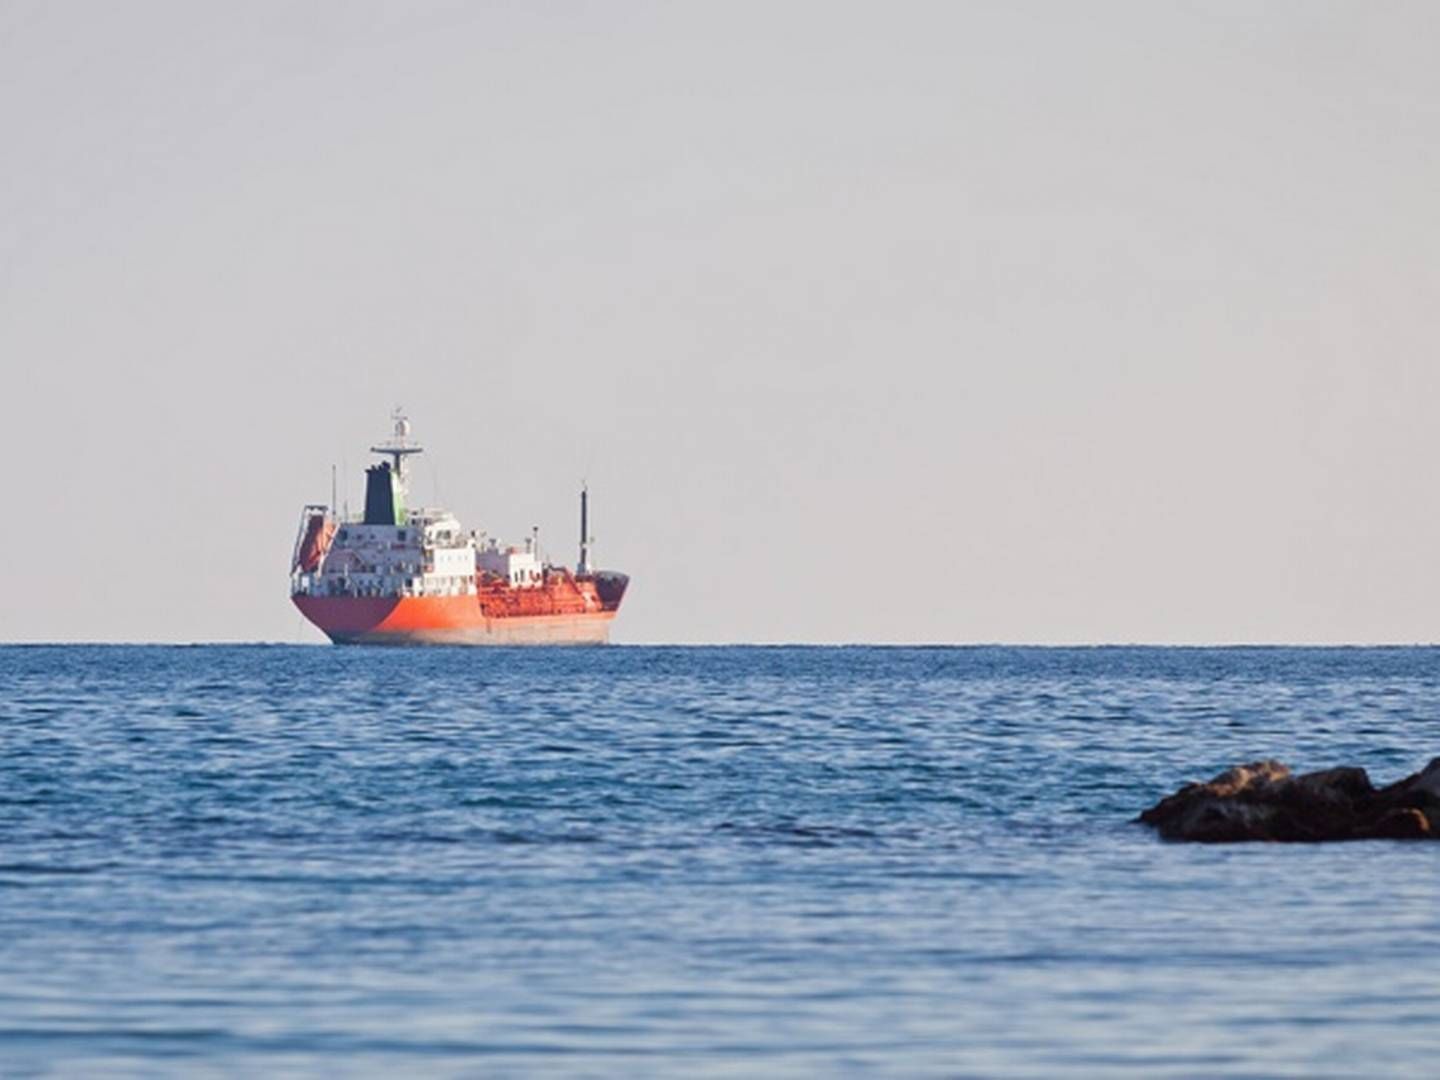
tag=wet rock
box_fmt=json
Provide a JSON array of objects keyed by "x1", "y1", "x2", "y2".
[{"x1": 1138, "y1": 758, "x2": 1440, "y2": 842}]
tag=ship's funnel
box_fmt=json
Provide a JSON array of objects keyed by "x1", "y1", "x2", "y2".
[{"x1": 364, "y1": 462, "x2": 406, "y2": 525}]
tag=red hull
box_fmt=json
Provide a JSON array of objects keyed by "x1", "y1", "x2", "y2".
[{"x1": 293, "y1": 573, "x2": 628, "y2": 645}]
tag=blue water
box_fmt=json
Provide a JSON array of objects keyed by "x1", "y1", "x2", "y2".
[{"x1": 3, "y1": 646, "x2": 1439, "y2": 1076}]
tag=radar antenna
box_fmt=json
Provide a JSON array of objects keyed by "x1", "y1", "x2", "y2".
[{"x1": 370, "y1": 406, "x2": 424, "y2": 479}]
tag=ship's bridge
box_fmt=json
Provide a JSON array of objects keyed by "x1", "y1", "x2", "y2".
[
  {"x1": 294, "y1": 505, "x2": 482, "y2": 600},
  {"x1": 404, "y1": 508, "x2": 460, "y2": 539}
]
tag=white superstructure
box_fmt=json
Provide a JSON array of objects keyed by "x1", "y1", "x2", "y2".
[
  {"x1": 477, "y1": 537, "x2": 545, "y2": 588},
  {"x1": 295, "y1": 512, "x2": 480, "y2": 599}
]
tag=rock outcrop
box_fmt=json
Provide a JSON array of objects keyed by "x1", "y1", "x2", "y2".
[{"x1": 1137, "y1": 758, "x2": 1440, "y2": 842}]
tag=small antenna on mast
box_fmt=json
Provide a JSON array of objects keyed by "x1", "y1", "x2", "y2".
[{"x1": 370, "y1": 406, "x2": 424, "y2": 479}]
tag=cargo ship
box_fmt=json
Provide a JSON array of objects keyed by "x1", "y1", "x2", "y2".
[{"x1": 291, "y1": 412, "x2": 628, "y2": 644}]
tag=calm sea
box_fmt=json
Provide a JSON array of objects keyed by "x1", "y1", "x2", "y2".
[{"x1": 2, "y1": 645, "x2": 1438, "y2": 1077}]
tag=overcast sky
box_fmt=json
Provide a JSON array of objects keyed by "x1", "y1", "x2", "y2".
[{"x1": 3, "y1": 1, "x2": 1438, "y2": 643}]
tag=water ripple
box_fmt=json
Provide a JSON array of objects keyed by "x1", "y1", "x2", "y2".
[{"x1": 3, "y1": 645, "x2": 1440, "y2": 1076}]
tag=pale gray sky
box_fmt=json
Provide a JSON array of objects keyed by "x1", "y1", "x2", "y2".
[{"x1": 3, "y1": 1, "x2": 1438, "y2": 643}]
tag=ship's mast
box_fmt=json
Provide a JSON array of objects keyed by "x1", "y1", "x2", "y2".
[
  {"x1": 370, "y1": 407, "x2": 424, "y2": 480},
  {"x1": 577, "y1": 485, "x2": 593, "y2": 576}
]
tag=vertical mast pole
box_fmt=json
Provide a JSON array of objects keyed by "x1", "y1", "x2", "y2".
[{"x1": 578, "y1": 485, "x2": 592, "y2": 576}]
